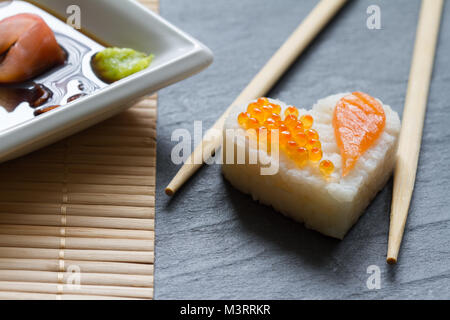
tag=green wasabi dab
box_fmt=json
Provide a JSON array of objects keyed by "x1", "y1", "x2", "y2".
[{"x1": 92, "y1": 47, "x2": 154, "y2": 83}]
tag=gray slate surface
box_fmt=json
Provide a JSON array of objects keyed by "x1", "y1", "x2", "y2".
[{"x1": 156, "y1": 0, "x2": 450, "y2": 299}]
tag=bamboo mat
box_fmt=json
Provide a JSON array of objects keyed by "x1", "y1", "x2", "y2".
[{"x1": 0, "y1": 0, "x2": 158, "y2": 300}]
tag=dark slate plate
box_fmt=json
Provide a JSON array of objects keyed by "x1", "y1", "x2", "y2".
[{"x1": 156, "y1": 0, "x2": 450, "y2": 299}]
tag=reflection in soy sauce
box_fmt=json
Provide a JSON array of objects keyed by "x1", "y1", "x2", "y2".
[
  {"x1": 32, "y1": 33, "x2": 103, "y2": 113},
  {"x1": 0, "y1": 32, "x2": 106, "y2": 130},
  {"x1": 0, "y1": 84, "x2": 51, "y2": 112}
]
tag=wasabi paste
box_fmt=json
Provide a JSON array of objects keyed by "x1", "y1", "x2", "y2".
[{"x1": 92, "y1": 47, "x2": 154, "y2": 83}]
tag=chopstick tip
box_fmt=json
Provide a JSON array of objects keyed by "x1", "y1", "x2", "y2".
[
  {"x1": 165, "y1": 187, "x2": 174, "y2": 196},
  {"x1": 386, "y1": 256, "x2": 397, "y2": 265}
]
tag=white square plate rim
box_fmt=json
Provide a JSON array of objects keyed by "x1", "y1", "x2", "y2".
[{"x1": 0, "y1": 0, "x2": 213, "y2": 162}]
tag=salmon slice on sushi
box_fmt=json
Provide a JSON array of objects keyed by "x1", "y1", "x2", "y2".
[{"x1": 222, "y1": 93, "x2": 401, "y2": 239}]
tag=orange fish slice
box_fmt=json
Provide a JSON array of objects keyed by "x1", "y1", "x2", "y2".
[
  {"x1": 0, "y1": 13, "x2": 66, "y2": 83},
  {"x1": 333, "y1": 91, "x2": 386, "y2": 176}
]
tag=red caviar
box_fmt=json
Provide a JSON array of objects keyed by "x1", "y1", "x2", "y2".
[
  {"x1": 300, "y1": 114, "x2": 314, "y2": 129},
  {"x1": 284, "y1": 115, "x2": 298, "y2": 129},
  {"x1": 284, "y1": 106, "x2": 299, "y2": 118},
  {"x1": 319, "y1": 159, "x2": 334, "y2": 176},
  {"x1": 238, "y1": 112, "x2": 249, "y2": 128},
  {"x1": 238, "y1": 99, "x2": 334, "y2": 178}
]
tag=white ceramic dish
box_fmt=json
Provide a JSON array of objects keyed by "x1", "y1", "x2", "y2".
[{"x1": 0, "y1": 0, "x2": 213, "y2": 162}]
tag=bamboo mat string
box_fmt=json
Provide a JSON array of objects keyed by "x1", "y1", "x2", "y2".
[{"x1": 58, "y1": 140, "x2": 68, "y2": 299}]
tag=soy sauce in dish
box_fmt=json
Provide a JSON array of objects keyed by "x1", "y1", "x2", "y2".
[
  {"x1": 0, "y1": 84, "x2": 52, "y2": 112},
  {"x1": 0, "y1": 0, "x2": 108, "y2": 132}
]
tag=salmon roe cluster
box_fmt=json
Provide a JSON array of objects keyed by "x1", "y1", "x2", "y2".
[{"x1": 237, "y1": 98, "x2": 334, "y2": 178}]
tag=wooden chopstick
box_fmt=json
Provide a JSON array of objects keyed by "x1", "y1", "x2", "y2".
[
  {"x1": 165, "y1": 0, "x2": 348, "y2": 196},
  {"x1": 387, "y1": 0, "x2": 444, "y2": 264}
]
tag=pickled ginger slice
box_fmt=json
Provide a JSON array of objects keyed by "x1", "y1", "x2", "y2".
[{"x1": 0, "y1": 13, "x2": 66, "y2": 83}]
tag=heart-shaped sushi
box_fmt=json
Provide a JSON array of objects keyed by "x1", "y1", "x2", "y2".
[{"x1": 222, "y1": 92, "x2": 401, "y2": 239}]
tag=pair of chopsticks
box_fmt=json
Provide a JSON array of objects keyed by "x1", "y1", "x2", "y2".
[{"x1": 165, "y1": 0, "x2": 444, "y2": 264}]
